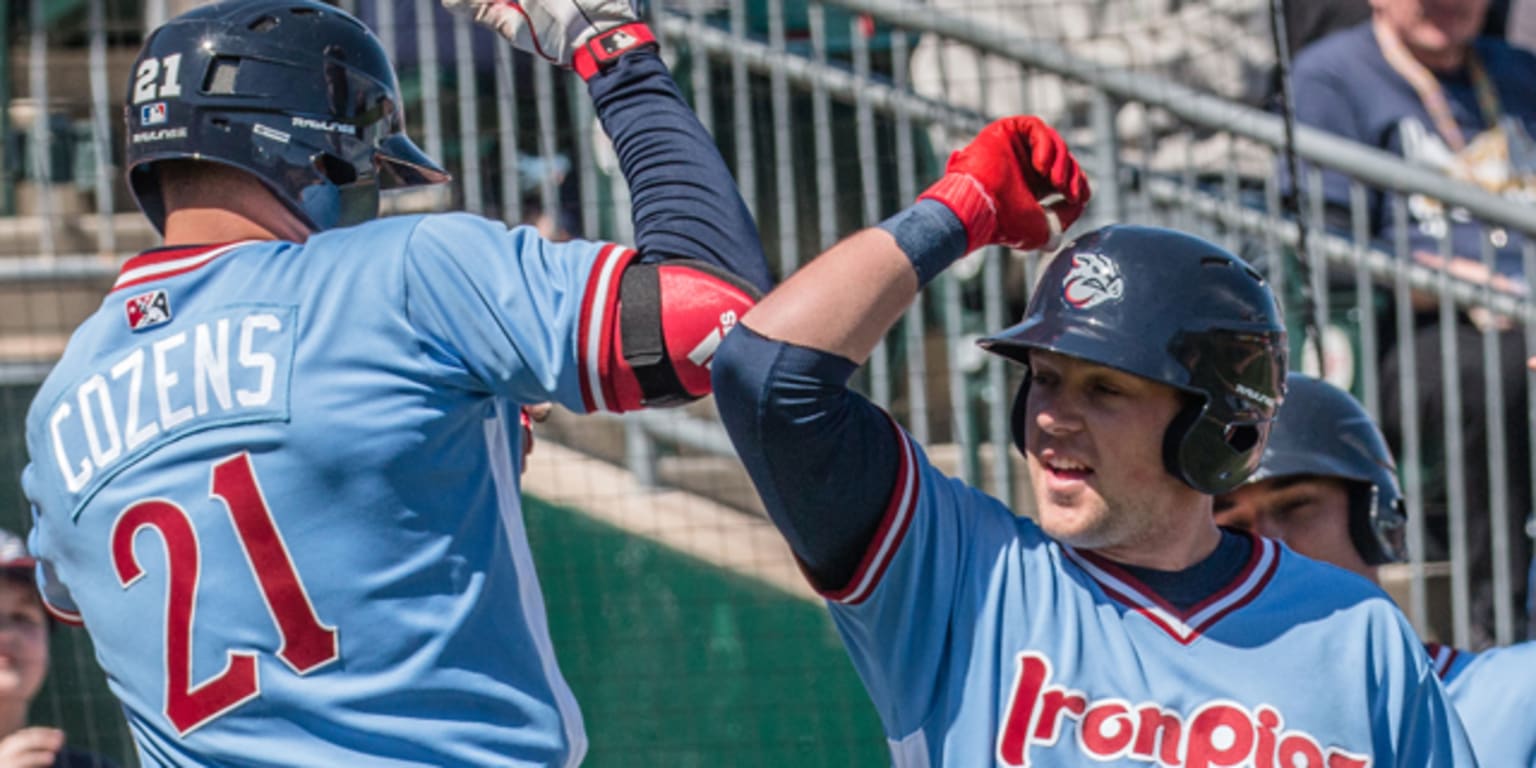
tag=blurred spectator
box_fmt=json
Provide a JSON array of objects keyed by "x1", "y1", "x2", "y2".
[
  {"x1": 1293, "y1": 0, "x2": 1536, "y2": 280},
  {"x1": 0, "y1": 530, "x2": 116, "y2": 768},
  {"x1": 1291, "y1": 0, "x2": 1536, "y2": 647}
]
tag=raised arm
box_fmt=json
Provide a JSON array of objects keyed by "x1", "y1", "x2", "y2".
[
  {"x1": 713, "y1": 117, "x2": 1090, "y2": 590},
  {"x1": 450, "y1": 0, "x2": 770, "y2": 411}
]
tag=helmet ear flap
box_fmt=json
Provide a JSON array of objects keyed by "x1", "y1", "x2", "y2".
[
  {"x1": 1163, "y1": 398, "x2": 1269, "y2": 495},
  {"x1": 1346, "y1": 481, "x2": 1407, "y2": 565},
  {"x1": 1162, "y1": 400, "x2": 1206, "y2": 491},
  {"x1": 1009, "y1": 377, "x2": 1032, "y2": 458}
]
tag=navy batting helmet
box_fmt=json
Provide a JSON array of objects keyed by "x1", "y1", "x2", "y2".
[
  {"x1": 125, "y1": 0, "x2": 448, "y2": 233},
  {"x1": 979, "y1": 225, "x2": 1288, "y2": 495},
  {"x1": 1245, "y1": 373, "x2": 1407, "y2": 564}
]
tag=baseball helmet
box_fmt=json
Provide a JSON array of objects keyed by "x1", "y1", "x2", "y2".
[
  {"x1": 979, "y1": 225, "x2": 1288, "y2": 495},
  {"x1": 125, "y1": 0, "x2": 448, "y2": 233},
  {"x1": 1245, "y1": 373, "x2": 1407, "y2": 564}
]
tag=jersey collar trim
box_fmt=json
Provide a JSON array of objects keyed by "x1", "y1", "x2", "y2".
[
  {"x1": 1423, "y1": 642, "x2": 1461, "y2": 680},
  {"x1": 114, "y1": 241, "x2": 259, "y2": 292},
  {"x1": 1063, "y1": 533, "x2": 1280, "y2": 645}
]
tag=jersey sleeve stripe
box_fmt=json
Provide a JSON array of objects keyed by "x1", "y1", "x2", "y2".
[
  {"x1": 577, "y1": 244, "x2": 636, "y2": 413},
  {"x1": 822, "y1": 415, "x2": 919, "y2": 606},
  {"x1": 41, "y1": 597, "x2": 84, "y2": 627}
]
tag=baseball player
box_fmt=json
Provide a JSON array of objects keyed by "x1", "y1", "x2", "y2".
[
  {"x1": 21, "y1": 1, "x2": 767, "y2": 765},
  {"x1": 711, "y1": 116, "x2": 1476, "y2": 765},
  {"x1": 1216, "y1": 372, "x2": 1536, "y2": 767}
]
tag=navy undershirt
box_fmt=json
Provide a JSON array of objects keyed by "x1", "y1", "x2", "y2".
[
  {"x1": 1118, "y1": 530, "x2": 1253, "y2": 612},
  {"x1": 586, "y1": 50, "x2": 771, "y2": 292}
]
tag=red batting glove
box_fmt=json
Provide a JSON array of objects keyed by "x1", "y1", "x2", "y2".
[{"x1": 919, "y1": 116, "x2": 1091, "y2": 253}]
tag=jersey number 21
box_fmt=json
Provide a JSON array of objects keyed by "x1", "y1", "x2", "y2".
[{"x1": 111, "y1": 452, "x2": 338, "y2": 735}]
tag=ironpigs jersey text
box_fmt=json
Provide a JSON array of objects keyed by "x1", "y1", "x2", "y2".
[
  {"x1": 23, "y1": 213, "x2": 635, "y2": 767},
  {"x1": 822, "y1": 423, "x2": 1476, "y2": 767},
  {"x1": 998, "y1": 652, "x2": 1367, "y2": 767}
]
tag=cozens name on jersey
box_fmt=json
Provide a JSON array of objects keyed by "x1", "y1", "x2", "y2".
[{"x1": 48, "y1": 309, "x2": 294, "y2": 495}]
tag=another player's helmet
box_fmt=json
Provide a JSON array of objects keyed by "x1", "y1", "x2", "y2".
[
  {"x1": 979, "y1": 225, "x2": 1287, "y2": 495},
  {"x1": 124, "y1": 0, "x2": 448, "y2": 233},
  {"x1": 1244, "y1": 373, "x2": 1407, "y2": 564}
]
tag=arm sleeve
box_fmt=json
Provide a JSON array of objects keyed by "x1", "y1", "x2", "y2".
[
  {"x1": 714, "y1": 324, "x2": 1021, "y2": 736},
  {"x1": 586, "y1": 50, "x2": 773, "y2": 293},
  {"x1": 710, "y1": 323, "x2": 898, "y2": 590}
]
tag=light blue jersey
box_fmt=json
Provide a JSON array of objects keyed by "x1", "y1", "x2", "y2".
[
  {"x1": 825, "y1": 426, "x2": 1477, "y2": 767},
  {"x1": 1429, "y1": 641, "x2": 1536, "y2": 766},
  {"x1": 23, "y1": 213, "x2": 637, "y2": 767}
]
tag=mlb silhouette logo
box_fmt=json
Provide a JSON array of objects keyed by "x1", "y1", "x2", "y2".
[
  {"x1": 599, "y1": 30, "x2": 636, "y2": 54},
  {"x1": 141, "y1": 102, "x2": 167, "y2": 126},
  {"x1": 125, "y1": 290, "x2": 172, "y2": 331}
]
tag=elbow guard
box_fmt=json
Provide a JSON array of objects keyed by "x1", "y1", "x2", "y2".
[{"x1": 596, "y1": 259, "x2": 761, "y2": 412}]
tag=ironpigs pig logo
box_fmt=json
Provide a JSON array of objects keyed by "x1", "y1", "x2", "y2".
[
  {"x1": 997, "y1": 653, "x2": 1370, "y2": 767},
  {"x1": 1062, "y1": 252, "x2": 1124, "y2": 309}
]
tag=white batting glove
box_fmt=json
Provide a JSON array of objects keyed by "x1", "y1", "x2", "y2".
[{"x1": 442, "y1": 0, "x2": 656, "y2": 79}]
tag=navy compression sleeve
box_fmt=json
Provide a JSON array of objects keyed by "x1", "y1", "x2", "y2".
[
  {"x1": 712, "y1": 324, "x2": 901, "y2": 591},
  {"x1": 586, "y1": 51, "x2": 772, "y2": 293}
]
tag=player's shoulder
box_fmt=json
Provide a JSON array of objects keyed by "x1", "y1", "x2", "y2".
[
  {"x1": 904, "y1": 436, "x2": 1023, "y2": 531},
  {"x1": 1456, "y1": 640, "x2": 1536, "y2": 683},
  {"x1": 1271, "y1": 542, "x2": 1400, "y2": 608},
  {"x1": 399, "y1": 211, "x2": 533, "y2": 249},
  {"x1": 315, "y1": 212, "x2": 527, "y2": 254},
  {"x1": 289, "y1": 214, "x2": 427, "y2": 268},
  {"x1": 393, "y1": 211, "x2": 610, "y2": 267}
]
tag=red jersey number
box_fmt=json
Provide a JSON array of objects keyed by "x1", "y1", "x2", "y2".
[{"x1": 111, "y1": 453, "x2": 338, "y2": 735}]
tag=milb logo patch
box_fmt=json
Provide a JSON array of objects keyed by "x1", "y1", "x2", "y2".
[{"x1": 125, "y1": 289, "x2": 172, "y2": 331}]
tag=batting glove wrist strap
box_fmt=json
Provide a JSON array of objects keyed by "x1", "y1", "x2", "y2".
[
  {"x1": 573, "y1": 23, "x2": 659, "y2": 81},
  {"x1": 918, "y1": 173, "x2": 998, "y2": 255},
  {"x1": 878, "y1": 199, "x2": 970, "y2": 288}
]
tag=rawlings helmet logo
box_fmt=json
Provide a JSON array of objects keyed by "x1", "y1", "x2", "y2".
[{"x1": 1062, "y1": 253, "x2": 1124, "y2": 309}]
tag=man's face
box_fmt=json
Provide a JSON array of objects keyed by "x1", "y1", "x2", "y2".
[
  {"x1": 1373, "y1": 0, "x2": 1489, "y2": 58},
  {"x1": 1023, "y1": 351, "x2": 1194, "y2": 551},
  {"x1": 1215, "y1": 477, "x2": 1374, "y2": 578}
]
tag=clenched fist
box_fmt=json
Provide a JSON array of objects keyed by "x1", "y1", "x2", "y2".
[{"x1": 920, "y1": 116, "x2": 1091, "y2": 253}]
